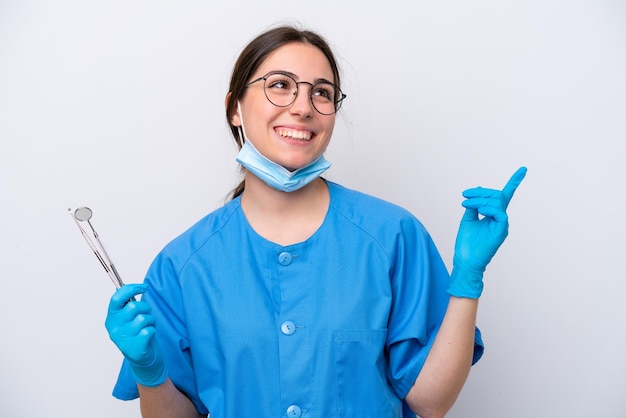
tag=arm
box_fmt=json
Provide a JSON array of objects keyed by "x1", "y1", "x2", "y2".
[
  {"x1": 106, "y1": 285, "x2": 205, "y2": 418},
  {"x1": 138, "y1": 378, "x2": 205, "y2": 418},
  {"x1": 406, "y1": 167, "x2": 527, "y2": 417},
  {"x1": 405, "y1": 296, "x2": 477, "y2": 418}
]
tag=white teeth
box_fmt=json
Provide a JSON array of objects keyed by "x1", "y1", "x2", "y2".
[{"x1": 276, "y1": 128, "x2": 312, "y2": 141}]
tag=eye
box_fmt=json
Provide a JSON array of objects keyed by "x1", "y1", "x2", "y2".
[
  {"x1": 266, "y1": 74, "x2": 295, "y2": 93},
  {"x1": 311, "y1": 83, "x2": 335, "y2": 102}
]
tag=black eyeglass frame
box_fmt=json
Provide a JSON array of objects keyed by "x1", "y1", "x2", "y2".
[{"x1": 245, "y1": 71, "x2": 347, "y2": 115}]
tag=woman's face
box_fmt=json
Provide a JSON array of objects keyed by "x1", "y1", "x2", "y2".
[{"x1": 232, "y1": 42, "x2": 337, "y2": 171}]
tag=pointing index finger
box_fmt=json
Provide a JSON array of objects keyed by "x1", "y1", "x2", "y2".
[{"x1": 502, "y1": 166, "x2": 527, "y2": 206}]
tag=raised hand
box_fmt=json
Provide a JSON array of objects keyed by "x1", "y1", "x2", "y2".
[
  {"x1": 448, "y1": 167, "x2": 527, "y2": 298},
  {"x1": 105, "y1": 284, "x2": 167, "y2": 387}
]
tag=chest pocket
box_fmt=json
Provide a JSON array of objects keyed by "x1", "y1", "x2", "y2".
[{"x1": 333, "y1": 329, "x2": 402, "y2": 417}]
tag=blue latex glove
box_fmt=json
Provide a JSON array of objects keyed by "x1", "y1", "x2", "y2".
[
  {"x1": 448, "y1": 167, "x2": 527, "y2": 298},
  {"x1": 105, "y1": 283, "x2": 167, "y2": 387}
]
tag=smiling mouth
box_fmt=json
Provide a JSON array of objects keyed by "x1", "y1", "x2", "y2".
[{"x1": 275, "y1": 128, "x2": 313, "y2": 141}]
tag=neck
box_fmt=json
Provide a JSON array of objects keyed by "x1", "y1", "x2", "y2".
[
  {"x1": 242, "y1": 171, "x2": 327, "y2": 212},
  {"x1": 240, "y1": 172, "x2": 330, "y2": 245}
]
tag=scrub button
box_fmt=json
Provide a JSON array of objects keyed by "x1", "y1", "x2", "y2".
[
  {"x1": 281, "y1": 321, "x2": 296, "y2": 335},
  {"x1": 278, "y1": 252, "x2": 293, "y2": 266},
  {"x1": 286, "y1": 405, "x2": 302, "y2": 418}
]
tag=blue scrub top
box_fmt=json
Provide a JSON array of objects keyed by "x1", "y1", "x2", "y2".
[{"x1": 113, "y1": 180, "x2": 483, "y2": 417}]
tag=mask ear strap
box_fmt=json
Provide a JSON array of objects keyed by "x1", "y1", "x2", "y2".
[{"x1": 236, "y1": 101, "x2": 249, "y2": 143}]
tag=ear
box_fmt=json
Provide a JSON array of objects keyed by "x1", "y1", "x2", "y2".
[{"x1": 225, "y1": 92, "x2": 241, "y2": 127}]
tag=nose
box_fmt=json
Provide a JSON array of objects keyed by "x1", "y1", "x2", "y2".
[{"x1": 289, "y1": 81, "x2": 314, "y2": 117}]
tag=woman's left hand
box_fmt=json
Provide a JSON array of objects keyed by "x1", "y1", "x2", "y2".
[{"x1": 448, "y1": 166, "x2": 527, "y2": 298}]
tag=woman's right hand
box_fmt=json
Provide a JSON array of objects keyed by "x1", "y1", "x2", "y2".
[{"x1": 105, "y1": 284, "x2": 167, "y2": 387}]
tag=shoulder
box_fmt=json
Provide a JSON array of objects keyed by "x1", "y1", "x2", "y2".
[
  {"x1": 327, "y1": 180, "x2": 426, "y2": 231},
  {"x1": 141, "y1": 198, "x2": 243, "y2": 302},
  {"x1": 325, "y1": 180, "x2": 442, "y2": 269},
  {"x1": 156, "y1": 197, "x2": 242, "y2": 265}
]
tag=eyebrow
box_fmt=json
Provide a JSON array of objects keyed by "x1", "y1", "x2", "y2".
[{"x1": 268, "y1": 70, "x2": 335, "y2": 85}]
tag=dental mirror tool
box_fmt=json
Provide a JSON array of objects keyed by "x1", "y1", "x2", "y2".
[{"x1": 68, "y1": 206, "x2": 125, "y2": 289}]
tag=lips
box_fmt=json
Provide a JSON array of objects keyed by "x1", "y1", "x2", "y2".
[{"x1": 275, "y1": 127, "x2": 313, "y2": 141}]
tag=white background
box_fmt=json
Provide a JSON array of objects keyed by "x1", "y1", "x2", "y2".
[{"x1": 1, "y1": 1, "x2": 625, "y2": 417}]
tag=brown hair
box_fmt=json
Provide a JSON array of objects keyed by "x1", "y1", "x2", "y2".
[{"x1": 225, "y1": 25, "x2": 342, "y2": 199}]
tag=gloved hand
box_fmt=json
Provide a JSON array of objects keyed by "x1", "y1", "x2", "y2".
[
  {"x1": 448, "y1": 167, "x2": 527, "y2": 299},
  {"x1": 105, "y1": 283, "x2": 167, "y2": 387}
]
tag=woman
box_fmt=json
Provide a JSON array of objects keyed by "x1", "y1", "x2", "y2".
[{"x1": 106, "y1": 25, "x2": 526, "y2": 418}]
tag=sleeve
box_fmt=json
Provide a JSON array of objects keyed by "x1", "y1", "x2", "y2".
[
  {"x1": 111, "y1": 249, "x2": 209, "y2": 415},
  {"x1": 385, "y1": 216, "x2": 484, "y2": 399}
]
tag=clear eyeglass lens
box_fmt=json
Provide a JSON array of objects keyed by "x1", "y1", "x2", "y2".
[
  {"x1": 263, "y1": 73, "x2": 341, "y2": 115},
  {"x1": 263, "y1": 73, "x2": 297, "y2": 105}
]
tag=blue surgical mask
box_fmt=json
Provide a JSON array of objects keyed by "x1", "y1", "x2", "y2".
[{"x1": 235, "y1": 102, "x2": 331, "y2": 193}]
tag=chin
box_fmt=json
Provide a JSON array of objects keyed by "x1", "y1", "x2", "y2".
[
  {"x1": 283, "y1": 160, "x2": 313, "y2": 172},
  {"x1": 276, "y1": 156, "x2": 309, "y2": 171}
]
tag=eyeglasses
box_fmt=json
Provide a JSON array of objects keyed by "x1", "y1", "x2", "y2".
[{"x1": 245, "y1": 71, "x2": 346, "y2": 115}]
